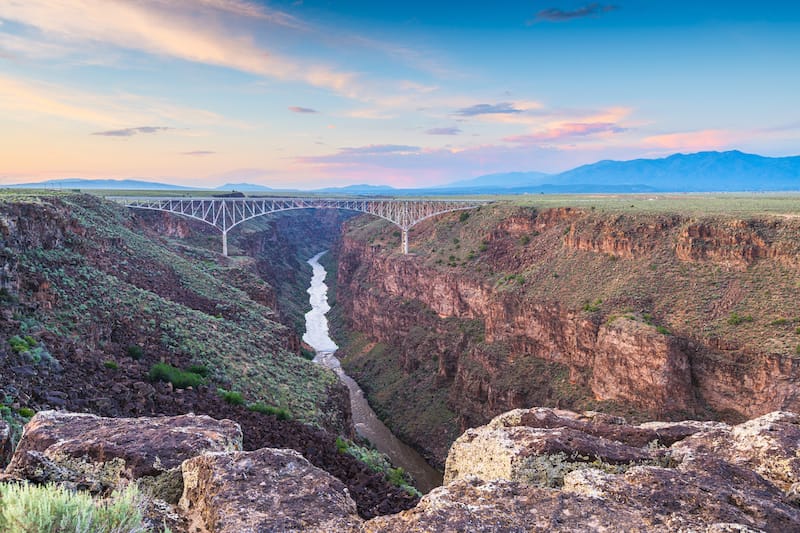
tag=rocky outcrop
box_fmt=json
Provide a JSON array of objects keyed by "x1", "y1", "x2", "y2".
[
  {"x1": 0, "y1": 419, "x2": 11, "y2": 468},
  {"x1": 4, "y1": 411, "x2": 242, "y2": 501},
  {"x1": 4, "y1": 408, "x2": 799, "y2": 531},
  {"x1": 180, "y1": 448, "x2": 363, "y2": 533},
  {"x1": 405, "y1": 408, "x2": 800, "y2": 532},
  {"x1": 676, "y1": 220, "x2": 800, "y2": 268}
]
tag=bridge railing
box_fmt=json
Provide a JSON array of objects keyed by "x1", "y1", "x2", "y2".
[{"x1": 108, "y1": 196, "x2": 491, "y2": 255}]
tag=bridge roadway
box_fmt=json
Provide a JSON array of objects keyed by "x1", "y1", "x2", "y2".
[{"x1": 109, "y1": 196, "x2": 490, "y2": 256}]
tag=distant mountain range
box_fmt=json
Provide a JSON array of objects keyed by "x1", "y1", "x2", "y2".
[
  {"x1": 2, "y1": 178, "x2": 198, "y2": 190},
  {"x1": 4, "y1": 151, "x2": 799, "y2": 194}
]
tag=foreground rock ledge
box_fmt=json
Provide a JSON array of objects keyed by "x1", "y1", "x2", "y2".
[
  {"x1": 4, "y1": 411, "x2": 242, "y2": 501},
  {"x1": 422, "y1": 407, "x2": 800, "y2": 532},
  {"x1": 180, "y1": 447, "x2": 362, "y2": 533}
]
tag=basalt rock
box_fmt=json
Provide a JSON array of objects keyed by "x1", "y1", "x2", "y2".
[
  {"x1": 179, "y1": 447, "x2": 363, "y2": 533},
  {"x1": 4, "y1": 411, "x2": 242, "y2": 501},
  {"x1": 0, "y1": 419, "x2": 11, "y2": 468},
  {"x1": 432, "y1": 407, "x2": 800, "y2": 532}
]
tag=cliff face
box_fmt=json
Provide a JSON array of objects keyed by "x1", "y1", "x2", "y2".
[{"x1": 336, "y1": 205, "x2": 800, "y2": 464}]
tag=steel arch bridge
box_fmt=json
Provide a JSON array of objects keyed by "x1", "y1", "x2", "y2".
[{"x1": 109, "y1": 196, "x2": 490, "y2": 256}]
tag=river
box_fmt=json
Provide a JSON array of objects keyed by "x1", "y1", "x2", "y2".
[{"x1": 302, "y1": 251, "x2": 443, "y2": 493}]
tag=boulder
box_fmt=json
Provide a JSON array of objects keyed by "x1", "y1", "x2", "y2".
[
  {"x1": 0, "y1": 418, "x2": 11, "y2": 468},
  {"x1": 4, "y1": 411, "x2": 242, "y2": 501},
  {"x1": 179, "y1": 447, "x2": 363, "y2": 533},
  {"x1": 436, "y1": 408, "x2": 800, "y2": 531}
]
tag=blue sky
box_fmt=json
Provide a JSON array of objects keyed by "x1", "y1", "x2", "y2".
[{"x1": 1, "y1": 1, "x2": 798, "y2": 188}]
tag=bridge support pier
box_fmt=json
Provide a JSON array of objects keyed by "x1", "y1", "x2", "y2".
[
  {"x1": 402, "y1": 228, "x2": 409, "y2": 255},
  {"x1": 222, "y1": 230, "x2": 228, "y2": 257}
]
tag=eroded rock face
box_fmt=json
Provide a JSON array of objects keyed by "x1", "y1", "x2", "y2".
[
  {"x1": 435, "y1": 408, "x2": 800, "y2": 531},
  {"x1": 4, "y1": 411, "x2": 242, "y2": 500},
  {"x1": 179, "y1": 447, "x2": 363, "y2": 533}
]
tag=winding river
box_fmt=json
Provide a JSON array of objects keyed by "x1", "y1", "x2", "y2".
[{"x1": 302, "y1": 251, "x2": 443, "y2": 493}]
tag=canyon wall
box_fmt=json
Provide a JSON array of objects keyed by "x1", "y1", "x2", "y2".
[{"x1": 336, "y1": 205, "x2": 800, "y2": 465}]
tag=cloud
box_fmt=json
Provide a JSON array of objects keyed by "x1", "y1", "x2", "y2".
[
  {"x1": 533, "y1": 3, "x2": 619, "y2": 23},
  {"x1": 455, "y1": 103, "x2": 524, "y2": 117},
  {"x1": 0, "y1": 0, "x2": 357, "y2": 96},
  {"x1": 641, "y1": 130, "x2": 737, "y2": 151},
  {"x1": 92, "y1": 126, "x2": 173, "y2": 137},
  {"x1": 504, "y1": 122, "x2": 627, "y2": 143},
  {"x1": 426, "y1": 127, "x2": 462, "y2": 135},
  {"x1": 182, "y1": 150, "x2": 215, "y2": 156},
  {"x1": 339, "y1": 145, "x2": 420, "y2": 155},
  {"x1": 289, "y1": 106, "x2": 319, "y2": 114}
]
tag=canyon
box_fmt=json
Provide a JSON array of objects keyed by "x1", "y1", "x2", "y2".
[
  {"x1": 2, "y1": 192, "x2": 800, "y2": 531},
  {"x1": 335, "y1": 203, "x2": 800, "y2": 466}
]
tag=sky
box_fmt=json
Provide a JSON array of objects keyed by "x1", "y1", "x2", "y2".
[{"x1": 1, "y1": 0, "x2": 799, "y2": 189}]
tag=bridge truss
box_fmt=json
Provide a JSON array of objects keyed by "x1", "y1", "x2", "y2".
[{"x1": 110, "y1": 197, "x2": 490, "y2": 256}]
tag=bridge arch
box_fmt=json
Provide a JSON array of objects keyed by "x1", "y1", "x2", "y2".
[{"x1": 110, "y1": 197, "x2": 490, "y2": 256}]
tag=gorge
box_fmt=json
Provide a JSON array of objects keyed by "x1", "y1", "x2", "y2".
[{"x1": 2, "y1": 192, "x2": 800, "y2": 531}]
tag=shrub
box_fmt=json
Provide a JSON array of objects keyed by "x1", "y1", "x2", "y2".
[
  {"x1": 247, "y1": 402, "x2": 291, "y2": 420},
  {"x1": 126, "y1": 345, "x2": 143, "y2": 360},
  {"x1": 219, "y1": 389, "x2": 244, "y2": 405},
  {"x1": 17, "y1": 407, "x2": 35, "y2": 418},
  {"x1": 9, "y1": 335, "x2": 36, "y2": 354},
  {"x1": 796, "y1": 345, "x2": 800, "y2": 356},
  {"x1": 185, "y1": 364, "x2": 209, "y2": 377},
  {"x1": 519, "y1": 235, "x2": 531, "y2": 246},
  {"x1": 459, "y1": 212, "x2": 470, "y2": 222},
  {"x1": 656, "y1": 325, "x2": 670, "y2": 335},
  {"x1": 335, "y1": 436, "x2": 349, "y2": 453},
  {"x1": 104, "y1": 360, "x2": 119, "y2": 370},
  {"x1": 0, "y1": 483, "x2": 146, "y2": 533},
  {"x1": 796, "y1": 326, "x2": 800, "y2": 335},
  {"x1": 148, "y1": 363, "x2": 204, "y2": 389},
  {"x1": 771, "y1": 318, "x2": 790, "y2": 326},
  {"x1": 300, "y1": 347, "x2": 316, "y2": 361},
  {"x1": 728, "y1": 312, "x2": 754, "y2": 326},
  {"x1": 582, "y1": 299, "x2": 602, "y2": 313}
]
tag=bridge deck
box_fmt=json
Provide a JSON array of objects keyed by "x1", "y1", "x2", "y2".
[{"x1": 109, "y1": 196, "x2": 490, "y2": 255}]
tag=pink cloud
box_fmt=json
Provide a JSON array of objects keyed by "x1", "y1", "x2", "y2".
[
  {"x1": 504, "y1": 122, "x2": 626, "y2": 144},
  {"x1": 642, "y1": 129, "x2": 738, "y2": 151}
]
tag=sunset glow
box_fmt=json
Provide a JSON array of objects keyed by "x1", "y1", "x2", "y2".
[{"x1": 1, "y1": 1, "x2": 799, "y2": 188}]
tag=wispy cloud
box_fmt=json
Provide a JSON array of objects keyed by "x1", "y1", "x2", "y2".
[
  {"x1": 533, "y1": 3, "x2": 619, "y2": 23},
  {"x1": 340, "y1": 145, "x2": 420, "y2": 155},
  {"x1": 288, "y1": 106, "x2": 319, "y2": 114},
  {"x1": 504, "y1": 122, "x2": 626, "y2": 143},
  {"x1": 182, "y1": 150, "x2": 216, "y2": 156},
  {"x1": 455, "y1": 102, "x2": 524, "y2": 116},
  {"x1": 642, "y1": 129, "x2": 737, "y2": 151},
  {"x1": 0, "y1": 0, "x2": 357, "y2": 96},
  {"x1": 426, "y1": 127, "x2": 462, "y2": 135},
  {"x1": 92, "y1": 126, "x2": 173, "y2": 137}
]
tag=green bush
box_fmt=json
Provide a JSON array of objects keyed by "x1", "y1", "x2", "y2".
[
  {"x1": 519, "y1": 235, "x2": 531, "y2": 246},
  {"x1": 0, "y1": 483, "x2": 146, "y2": 533},
  {"x1": 9, "y1": 335, "x2": 36, "y2": 354},
  {"x1": 185, "y1": 364, "x2": 209, "y2": 377},
  {"x1": 17, "y1": 407, "x2": 35, "y2": 418},
  {"x1": 148, "y1": 363, "x2": 204, "y2": 389},
  {"x1": 335, "y1": 436, "x2": 349, "y2": 453},
  {"x1": 219, "y1": 389, "x2": 244, "y2": 405},
  {"x1": 770, "y1": 318, "x2": 790, "y2": 326},
  {"x1": 459, "y1": 212, "x2": 470, "y2": 222},
  {"x1": 126, "y1": 345, "x2": 143, "y2": 360},
  {"x1": 796, "y1": 345, "x2": 800, "y2": 355},
  {"x1": 582, "y1": 299, "x2": 602, "y2": 312},
  {"x1": 728, "y1": 312, "x2": 754, "y2": 326},
  {"x1": 656, "y1": 325, "x2": 670, "y2": 335},
  {"x1": 247, "y1": 402, "x2": 291, "y2": 420},
  {"x1": 795, "y1": 326, "x2": 800, "y2": 335},
  {"x1": 104, "y1": 360, "x2": 119, "y2": 370}
]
